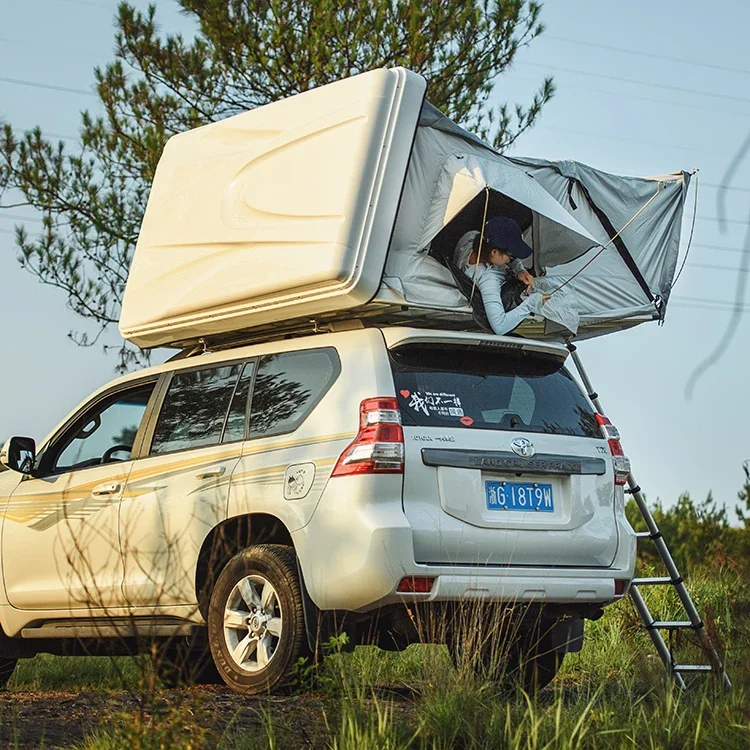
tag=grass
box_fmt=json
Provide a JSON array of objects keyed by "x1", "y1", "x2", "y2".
[{"x1": 5, "y1": 566, "x2": 750, "y2": 748}]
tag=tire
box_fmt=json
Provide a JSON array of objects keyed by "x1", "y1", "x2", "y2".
[
  {"x1": 449, "y1": 620, "x2": 564, "y2": 692},
  {"x1": 206, "y1": 544, "x2": 309, "y2": 694},
  {"x1": 506, "y1": 633, "x2": 565, "y2": 692},
  {"x1": 0, "y1": 658, "x2": 16, "y2": 689},
  {"x1": 156, "y1": 629, "x2": 223, "y2": 688}
]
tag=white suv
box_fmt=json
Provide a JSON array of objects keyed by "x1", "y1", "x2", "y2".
[{"x1": 0, "y1": 326, "x2": 635, "y2": 693}]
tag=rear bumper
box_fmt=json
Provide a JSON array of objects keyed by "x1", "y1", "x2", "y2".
[
  {"x1": 294, "y1": 476, "x2": 636, "y2": 613},
  {"x1": 387, "y1": 571, "x2": 627, "y2": 607}
]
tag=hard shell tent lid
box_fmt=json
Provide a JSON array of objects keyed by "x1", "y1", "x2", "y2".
[{"x1": 119, "y1": 68, "x2": 427, "y2": 348}]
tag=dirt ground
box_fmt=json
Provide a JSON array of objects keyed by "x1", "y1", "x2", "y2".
[{"x1": 0, "y1": 686, "x2": 349, "y2": 748}]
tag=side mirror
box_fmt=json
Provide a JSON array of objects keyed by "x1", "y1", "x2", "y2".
[{"x1": 0, "y1": 437, "x2": 37, "y2": 475}]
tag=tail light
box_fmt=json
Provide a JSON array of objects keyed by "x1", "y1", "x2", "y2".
[
  {"x1": 397, "y1": 576, "x2": 435, "y2": 593},
  {"x1": 595, "y1": 414, "x2": 631, "y2": 486},
  {"x1": 331, "y1": 397, "x2": 404, "y2": 477}
]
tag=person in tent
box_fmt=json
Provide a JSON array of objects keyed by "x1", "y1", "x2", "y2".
[{"x1": 455, "y1": 216, "x2": 548, "y2": 336}]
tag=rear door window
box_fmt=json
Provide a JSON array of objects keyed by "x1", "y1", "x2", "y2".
[
  {"x1": 248, "y1": 348, "x2": 340, "y2": 438},
  {"x1": 150, "y1": 363, "x2": 243, "y2": 455},
  {"x1": 389, "y1": 344, "x2": 599, "y2": 438}
]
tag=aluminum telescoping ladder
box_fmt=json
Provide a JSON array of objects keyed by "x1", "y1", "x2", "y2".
[{"x1": 566, "y1": 342, "x2": 732, "y2": 690}]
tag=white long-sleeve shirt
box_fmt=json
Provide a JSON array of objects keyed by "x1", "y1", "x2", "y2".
[{"x1": 454, "y1": 231, "x2": 541, "y2": 336}]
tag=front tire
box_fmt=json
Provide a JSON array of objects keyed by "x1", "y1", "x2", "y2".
[
  {"x1": 155, "y1": 629, "x2": 222, "y2": 688},
  {"x1": 0, "y1": 658, "x2": 16, "y2": 689},
  {"x1": 207, "y1": 544, "x2": 308, "y2": 694}
]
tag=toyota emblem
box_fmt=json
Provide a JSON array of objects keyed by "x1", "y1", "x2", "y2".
[{"x1": 510, "y1": 437, "x2": 535, "y2": 458}]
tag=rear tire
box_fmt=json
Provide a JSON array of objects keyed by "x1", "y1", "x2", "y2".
[
  {"x1": 449, "y1": 620, "x2": 564, "y2": 692},
  {"x1": 207, "y1": 544, "x2": 309, "y2": 694}
]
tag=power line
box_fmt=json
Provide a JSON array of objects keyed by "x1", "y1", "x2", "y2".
[
  {"x1": 693, "y1": 242, "x2": 749, "y2": 255},
  {"x1": 0, "y1": 36, "x2": 109, "y2": 61},
  {"x1": 673, "y1": 294, "x2": 750, "y2": 308},
  {"x1": 702, "y1": 183, "x2": 750, "y2": 194},
  {"x1": 5, "y1": 126, "x2": 79, "y2": 141},
  {"x1": 0, "y1": 75, "x2": 95, "y2": 97},
  {"x1": 507, "y1": 72, "x2": 750, "y2": 120},
  {"x1": 696, "y1": 215, "x2": 750, "y2": 225},
  {"x1": 0, "y1": 213, "x2": 43, "y2": 223},
  {"x1": 541, "y1": 124, "x2": 728, "y2": 158},
  {"x1": 545, "y1": 35, "x2": 750, "y2": 77},
  {"x1": 685, "y1": 262, "x2": 750, "y2": 273},
  {"x1": 56, "y1": 0, "x2": 113, "y2": 9},
  {"x1": 670, "y1": 302, "x2": 749, "y2": 314},
  {"x1": 519, "y1": 61, "x2": 750, "y2": 106}
]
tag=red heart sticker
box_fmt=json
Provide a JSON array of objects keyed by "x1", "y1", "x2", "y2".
[
  {"x1": 400, "y1": 390, "x2": 410, "y2": 398},
  {"x1": 460, "y1": 416, "x2": 474, "y2": 426}
]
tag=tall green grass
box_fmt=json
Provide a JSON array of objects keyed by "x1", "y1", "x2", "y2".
[{"x1": 8, "y1": 566, "x2": 750, "y2": 749}]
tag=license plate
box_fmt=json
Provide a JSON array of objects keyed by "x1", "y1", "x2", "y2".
[{"x1": 485, "y1": 481, "x2": 554, "y2": 512}]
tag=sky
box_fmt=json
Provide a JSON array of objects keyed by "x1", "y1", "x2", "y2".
[{"x1": 0, "y1": 0, "x2": 748, "y2": 515}]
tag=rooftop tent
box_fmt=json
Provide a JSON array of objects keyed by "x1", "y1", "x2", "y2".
[
  {"x1": 119, "y1": 68, "x2": 427, "y2": 349},
  {"x1": 380, "y1": 102, "x2": 691, "y2": 339},
  {"x1": 119, "y1": 67, "x2": 690, "y2": 349}
]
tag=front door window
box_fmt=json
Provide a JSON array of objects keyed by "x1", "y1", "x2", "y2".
[{"x1": 51, "y1": 384, "x2": 155, "y2": 473}]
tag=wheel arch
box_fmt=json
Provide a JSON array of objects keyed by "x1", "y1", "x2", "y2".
[{"x1": 195, "y1": 513, "x2": 294, "y2": 619}]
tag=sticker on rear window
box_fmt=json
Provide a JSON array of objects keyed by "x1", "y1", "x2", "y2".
[{"x1": 402, "y1": 390, "x2": 463, "y2": 418}]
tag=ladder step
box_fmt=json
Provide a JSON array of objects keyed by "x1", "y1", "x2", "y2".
[
  {"x1": 648, "y1": 621, "x2": 695, "y2": 630},
  {"x1": 673, "y1": 664, "x2": 713, "y2": 673},
  {"x1": 632, "y1": 577, "x2": 673, "y2": 586}
]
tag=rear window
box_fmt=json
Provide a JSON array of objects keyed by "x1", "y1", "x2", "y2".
[{"x1": 389, "y1": 344, "x2": 599, "y2": 438}]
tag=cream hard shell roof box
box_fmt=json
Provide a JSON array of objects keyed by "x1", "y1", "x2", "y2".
[{"x1": 119, "y1": 68, "x2": 426, "y2": 348}]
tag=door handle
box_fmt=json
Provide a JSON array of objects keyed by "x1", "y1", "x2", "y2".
[
  {"x1": 91, "y1": 482, "x2": 122, "y2": 497},
  {"x1": 195, "y1": 466, "x2": 226, "y2": 480}
]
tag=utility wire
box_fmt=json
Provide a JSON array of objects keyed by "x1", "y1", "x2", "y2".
[
  {"x1": 0, "y1": 213, "x2": 43, "y2": 223},
  {"x1": 507, "y1": 72, "x2": 750, "y2": 119},
  {"x1": 693, "y1": 242, "x2": 750, "y2": 254},
  {"x1": 545, "y1": 35, "x2": 750, "y2": 77},
  {"x1": 0, "y1": 75, "x2": 95, "y2": 97},
  {"x1": 519, "y1": 61, "x2": 750, "y2": 106},
  {"x1": 541, "y1": 124, "x2": 729, "y2": 158},
  {"x1": 702, "y1": 183, "x2": 750, "y2": 194},
  {"x1": 672, "y1": 295, "x2": 750, "y2": 308},
  {"x1": 686, "y1": 262, "x2": 750, "y2": 273},
  {"x1": 696, "y1": 215, "x2": 750, "y2": 225}
]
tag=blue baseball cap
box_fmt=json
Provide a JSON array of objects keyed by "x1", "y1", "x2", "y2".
[{"x1": 484, "y1": 217, "x2": 533, "y2": 260}]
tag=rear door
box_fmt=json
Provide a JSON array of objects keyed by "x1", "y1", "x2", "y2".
[
  {"x1": 387, "y1": 336, "x2": 618, "y2": 568},
  {"x1": 119, "y1": 361, "x2": 251, "y2": 607}
]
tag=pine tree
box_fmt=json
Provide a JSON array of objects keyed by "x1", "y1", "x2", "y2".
[
  {"x1": 737, "y1": 461, "x2": 750, "y2": 531},
  {"x1": 0, "y1": 1, "x2": 553, "y2": 368}
]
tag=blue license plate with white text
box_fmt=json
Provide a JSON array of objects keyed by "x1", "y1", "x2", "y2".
[{"x1": 485, "y1": 481, "x2": 554, "y2": 512}]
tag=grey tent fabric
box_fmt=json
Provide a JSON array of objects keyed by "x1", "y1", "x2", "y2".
[{"x1": 379, "y1": 104, "x2": 690, "y2": 340}]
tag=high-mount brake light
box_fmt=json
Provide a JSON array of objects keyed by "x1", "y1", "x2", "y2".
[
  {"x1": 595, "y1": 414, "x2": 631, "y2": 486},
  {"x1": 331, "y1": 397, "x2": 404, "y2": 477}
]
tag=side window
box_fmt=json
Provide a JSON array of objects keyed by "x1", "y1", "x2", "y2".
[
  {"x1": 52, "y1": 382, "x2": 156, "y2": 473},
  {"x1": 249, "y1": 348, "x2": 340, "y2": 439},
  {"x1": 222, "y1": 361, "x2": 256, "y2": 444},
  {"x1": 150, "y1": 363, "x2": 243, "y2": 455}
]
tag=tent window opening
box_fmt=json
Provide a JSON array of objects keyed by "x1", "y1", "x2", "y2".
[{"x1": 427, "y1": 189, "x2": 534, "y2": 270}]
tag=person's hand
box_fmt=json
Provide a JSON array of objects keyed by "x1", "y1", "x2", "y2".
[
  {"x1": 517, "y1": 270, "x2": 534, "y2": 294},
  {"x1": 541, "y1": 294, "x2": 551, "y2": 304}
]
